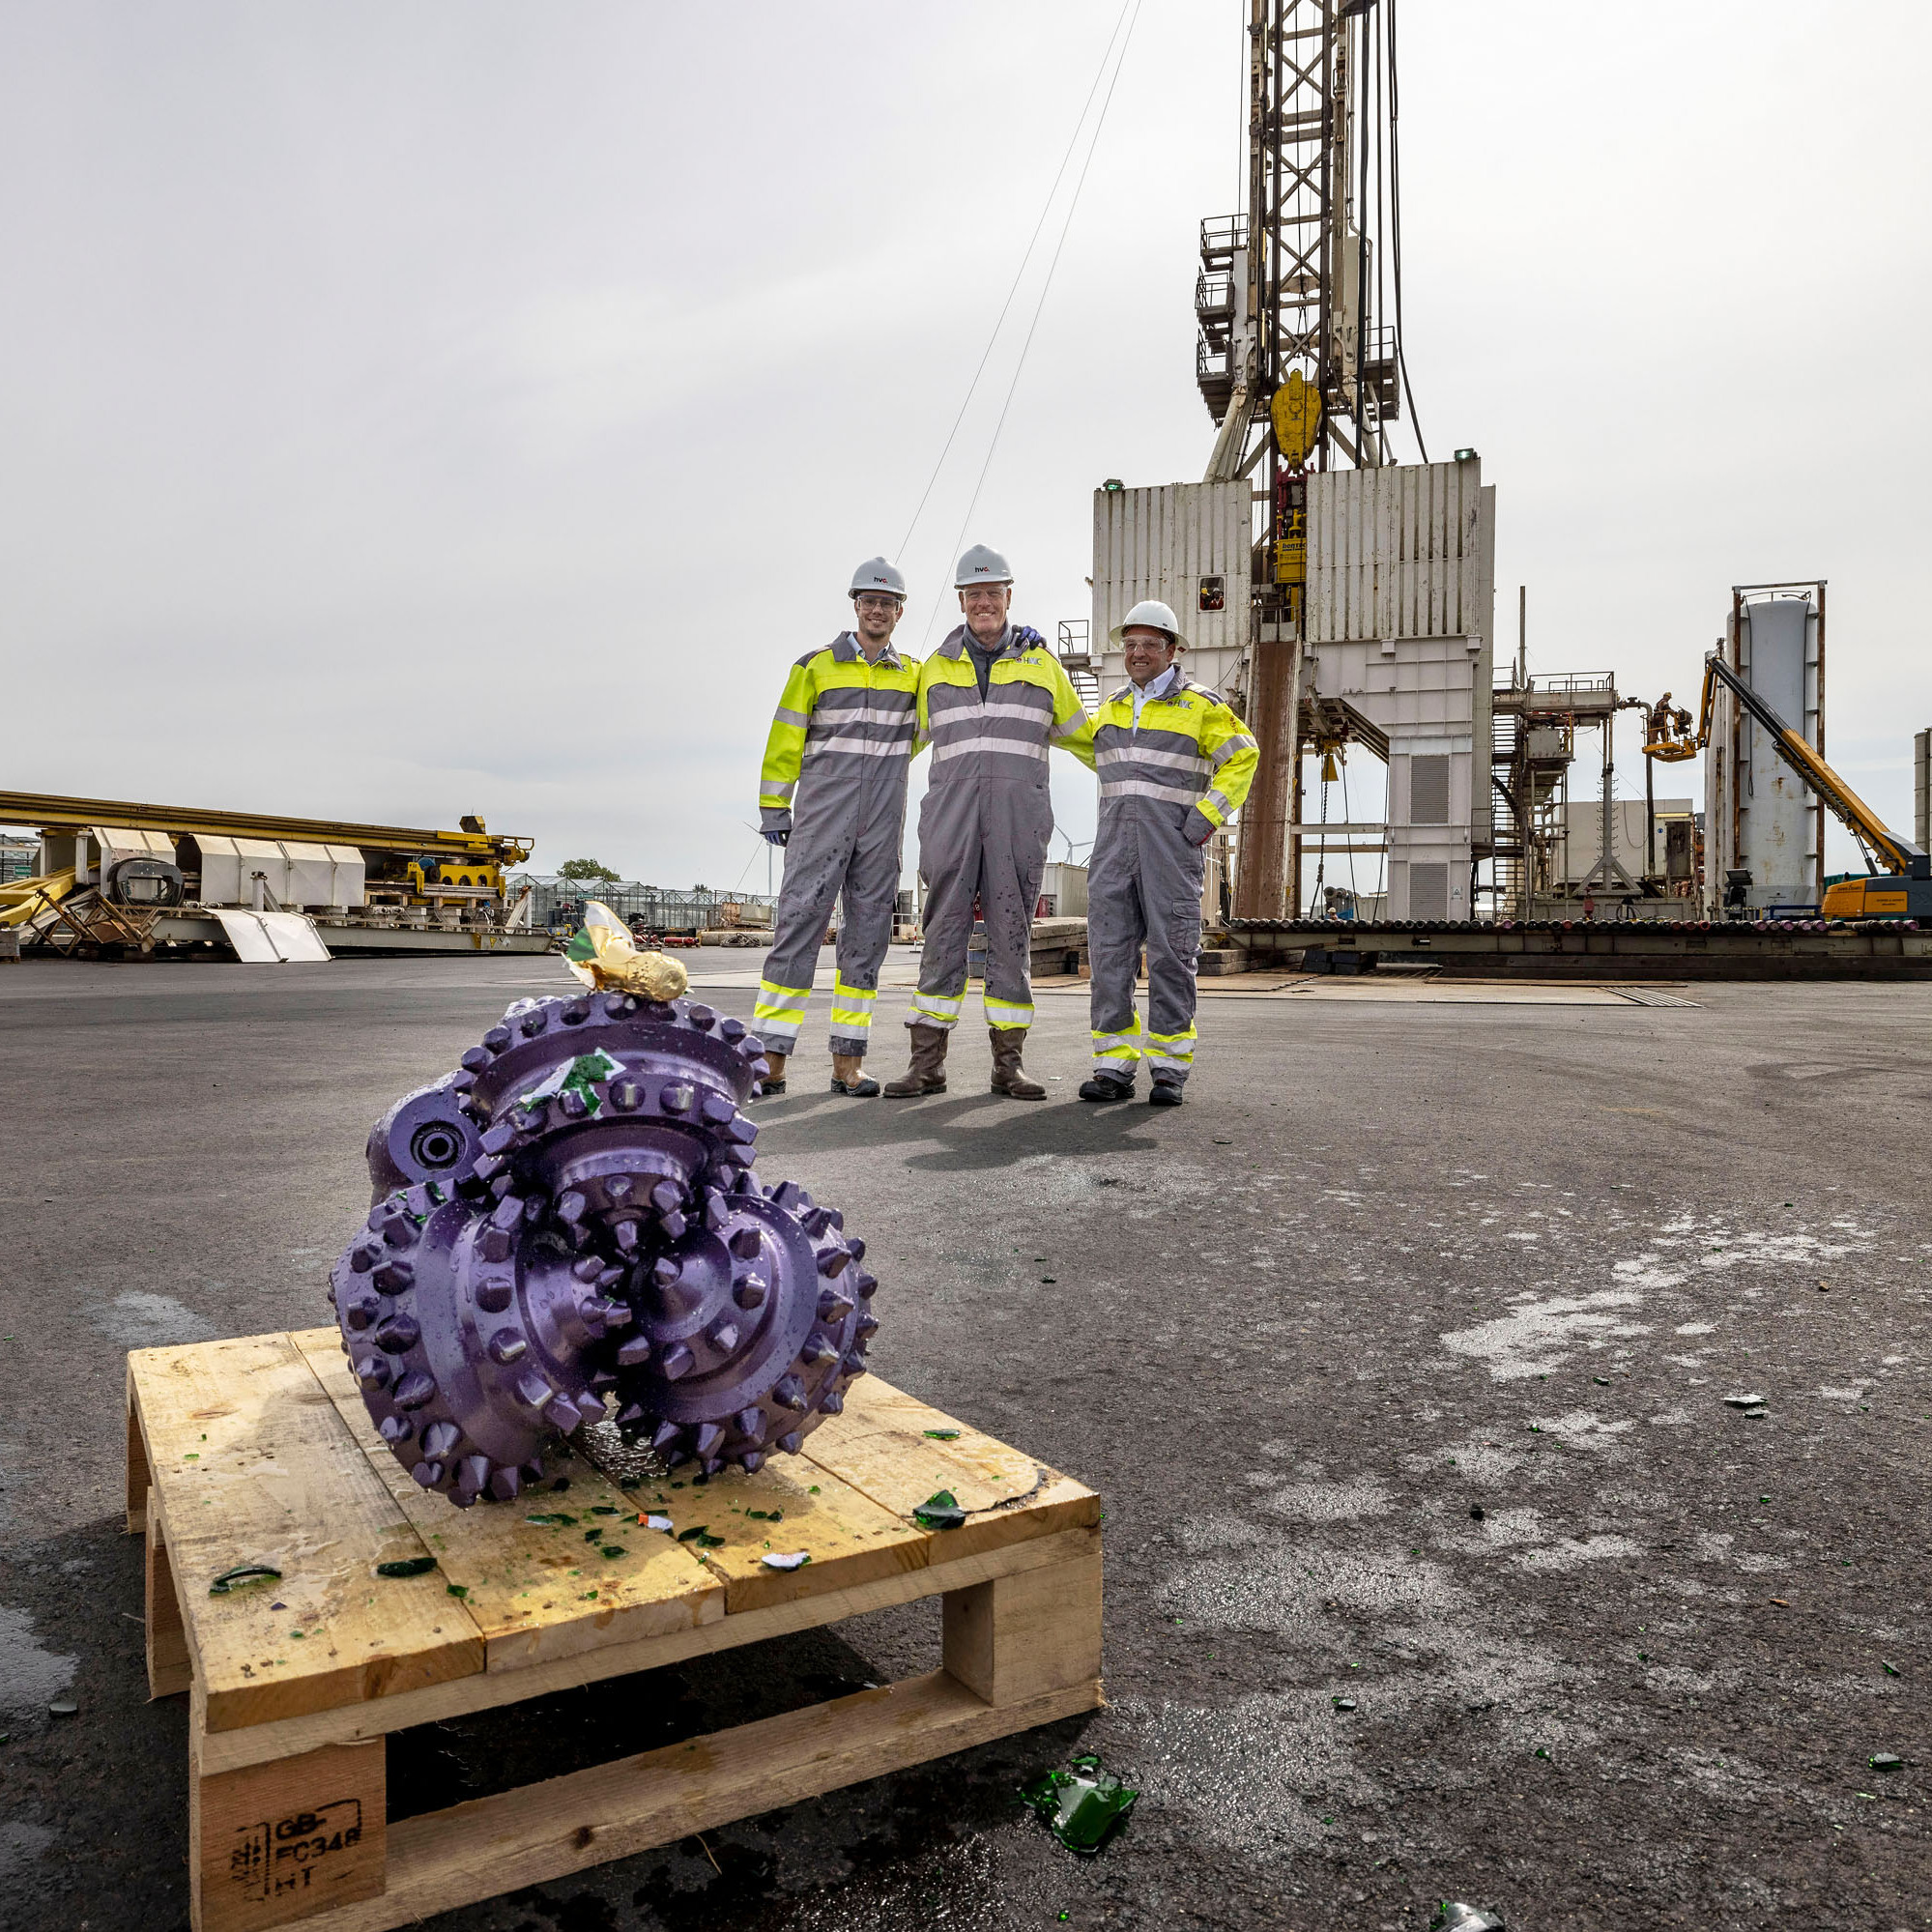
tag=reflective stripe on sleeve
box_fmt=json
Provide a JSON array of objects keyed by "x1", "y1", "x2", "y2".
[
  {"x1": 772, "y1": 706, "x2": 810, "y2": 728},
  {"x1": 1210, "y1": 734, "x2": 1257, "y2": 767},
  {"x1": 760, "y1": 781, "x2": 797, "y2": 803}
]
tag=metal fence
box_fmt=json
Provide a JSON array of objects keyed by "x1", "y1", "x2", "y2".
[
  {"x1": 509, "y1": 876, "x2": 777, "y2": 934},
  {"x1": 0, "y1": 837, "x2": 38, "y2": 884}
]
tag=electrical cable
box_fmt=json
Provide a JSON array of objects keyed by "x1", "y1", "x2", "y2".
[
  {"x1": 896, "y1": 0, "x2": 1136, "y2": 565},
  {"x1": 921, "y1": 0, "x2": 1146, "y2": 648}
]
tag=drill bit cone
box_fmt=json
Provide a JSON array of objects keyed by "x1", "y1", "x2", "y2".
[{"x1": 329, "y1": 981, "x2": 877, "y2": 1505}]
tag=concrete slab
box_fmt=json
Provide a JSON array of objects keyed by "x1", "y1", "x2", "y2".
[{"x1": 1, "y1": 948, "x2": 1923, "y2": 1931}]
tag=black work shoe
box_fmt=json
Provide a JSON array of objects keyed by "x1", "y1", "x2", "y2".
[
  {"x1": 829, "y1": 1075, "x2": 880, "y2": 1098},
  {"x1": 1078, "y1": 1075, "x2": 1135, "y2": 1103},
  {"x1": 757, "y1": 1078, "x2": 787, "y2": 1096},
  {"x1": 1147, "y1": 1081, "x2": 1185, "y2": 1107}
]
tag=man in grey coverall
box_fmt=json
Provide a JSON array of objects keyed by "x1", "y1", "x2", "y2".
[
  {"x1": 1078, "y1": 599, "x2": 1257, "y2": 1106},
  {"x1": 882, "y1": 545, "x2": 1095, "y2": 1101},
  {"x1": 752, "y1": 558, "x2": 922, "y2": 1096}
]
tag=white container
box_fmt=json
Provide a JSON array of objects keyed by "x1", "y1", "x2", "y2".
[{"x1": 1090, "y1": 479, "x2": 1252, "y2": 698}]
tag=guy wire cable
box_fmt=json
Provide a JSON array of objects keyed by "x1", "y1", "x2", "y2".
[{"x1": 896, "y1": 0, "x2": 1136, "y2": 567}]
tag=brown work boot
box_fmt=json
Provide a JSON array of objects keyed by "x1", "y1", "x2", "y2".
[
  {"x1": 989, "y1": 1025, "x2": 1046, "y2": 1100},
  {"x1": 829, "y1": 1053, "x2": 880, "y2": 1098},
  {"x1": 759, "y1": 1050, "x2": 788, "y2": 1095},
  {"x1": 881, "y1": 1024, "x2": 949, "y2": 1097}
]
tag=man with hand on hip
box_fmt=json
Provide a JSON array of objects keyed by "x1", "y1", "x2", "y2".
[
  {"x1": 752, "y1": 558, "x2": 921, "y2": 1096},
  {"x1": 1080, "y1": 599, "x2": 1256, "y2": 1106}
]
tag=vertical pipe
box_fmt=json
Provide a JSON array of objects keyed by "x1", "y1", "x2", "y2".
[
  {"x1": 1600, "y1": 711, "x2": 1614, "y2": 901},
  {"x1": 1813, "y1": 582, "x2": 1827, "y2": 903}
]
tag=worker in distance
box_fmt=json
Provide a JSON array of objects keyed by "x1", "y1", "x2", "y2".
[
  {"x1": 1080, "y1": 599, "x2": 1256, "y2": 1105},
  {"x1": 751, "y1": 558, "x2": 922, "y2": 1096},
  {"x1": 883, "y1": 544, "x2": 1095, "y2": 1100}
]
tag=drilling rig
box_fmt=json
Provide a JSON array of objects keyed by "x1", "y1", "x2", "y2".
[{"x1": 1196, "y1": 0, "x2": 1422, "y2": 919}]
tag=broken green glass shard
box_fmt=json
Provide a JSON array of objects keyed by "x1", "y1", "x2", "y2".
[
  {"x1": 1869, "y1": 1752, "x2": 1904, "y2": 1773},
  {"x1": 516, "y1": 1047, "x2": 624, "y2": 1117},
  {"x1": 923, "y1": 1429, "x2": 961, "y2": 1441},
  {"x1": 914, "y1": 1489, "x2": 967, "y2": 1531},
  {"x1": 208, "y1": 1564, "x2": 283, "y2": 1596},
  {"x1": 526, "y1": 1513, "x2": 576, "y2": 1527},
  {"x1": 374, "y1": 1556, "x2": 437, "y2": 1579},
  {"x1": 1432, "y1": 1906, "x2": 1507, "y2": 1932},
  {"x1": 1018, "y1": 1756, "x2": 1139, "y2": 1853},
  {"x1": 564, "y1": 928, "x2": 598, "y2": 962}
]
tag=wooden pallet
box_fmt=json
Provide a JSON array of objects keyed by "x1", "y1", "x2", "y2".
[{"x1": 127, "y1": 1329, "x2": 1104, "y2": 1932}]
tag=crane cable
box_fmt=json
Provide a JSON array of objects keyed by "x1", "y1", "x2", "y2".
[{"x1": 896, "y1": 0, "x2": 1138, "y2": 565}]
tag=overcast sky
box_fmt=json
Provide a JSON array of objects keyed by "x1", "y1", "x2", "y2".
[{"x1": 4, "y1": 1, "x2": 1929, "y2": 890}]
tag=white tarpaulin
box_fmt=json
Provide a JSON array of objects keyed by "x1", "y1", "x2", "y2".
[{"x1": 214, "y1": 908, "x2": 332, "y2": 963}]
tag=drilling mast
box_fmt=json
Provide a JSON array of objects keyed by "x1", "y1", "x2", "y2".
[{"x1": 1198, "y1": 0, "x2": 1414, "y2": 916}]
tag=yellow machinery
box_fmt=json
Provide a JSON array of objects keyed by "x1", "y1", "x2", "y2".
[
  {"x1": 1644, "y1": 655, "x2": 1931, "y2": 919},
  {"x1": 0, "y1": 791, "x2": 543, "y2": 955}
]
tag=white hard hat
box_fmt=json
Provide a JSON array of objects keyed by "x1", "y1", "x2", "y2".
[
  {"x1": 849, "y1": 556, "x2": 907, "y2": 600},
  {"x1": 1110, "y1": 598, "x2": 1188, "y2": 649},
  {"x1": 954, "y1": 544, "x2": 1014, "y2": 589}
]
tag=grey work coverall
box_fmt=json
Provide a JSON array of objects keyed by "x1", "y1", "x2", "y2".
[
  {"x1": 1087, "y1": 669, "x2": 1255, "y2": 1087},
  {"x1": 908, "y1": 625, "x2": 1094, "y2": 1034},
  {"x1": 753, "y1": 633, "x2": 920, "y2": 1059}
]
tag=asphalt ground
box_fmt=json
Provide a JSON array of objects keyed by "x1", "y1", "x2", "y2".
[{"x1": 0, "y1": 947, "x2": 1925, "y2": 1932}]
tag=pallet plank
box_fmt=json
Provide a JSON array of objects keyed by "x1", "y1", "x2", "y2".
[
  {"x1": 629, "y1": 1450, "x2": 931, "y2": 1614},
  {"x1": 195, "y1": 1524, "x2": 1101, "y2": 1775},
  {"x1": 801, "y1": 1378, "x2": 1101, "y2": 1562},
  {"x1": 288, "y1": 1672, "x2": 1103, "y2": 1932},
  {"x1": 130, "y1": 1335, "x2": 484, "y2": 1732},
  {"x1": 292, "y1": 1330, "x2": 726, "y2": 1668},
  {"x1": 294, "y1": 1327, "x2": 927, "y2": 1628}
]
